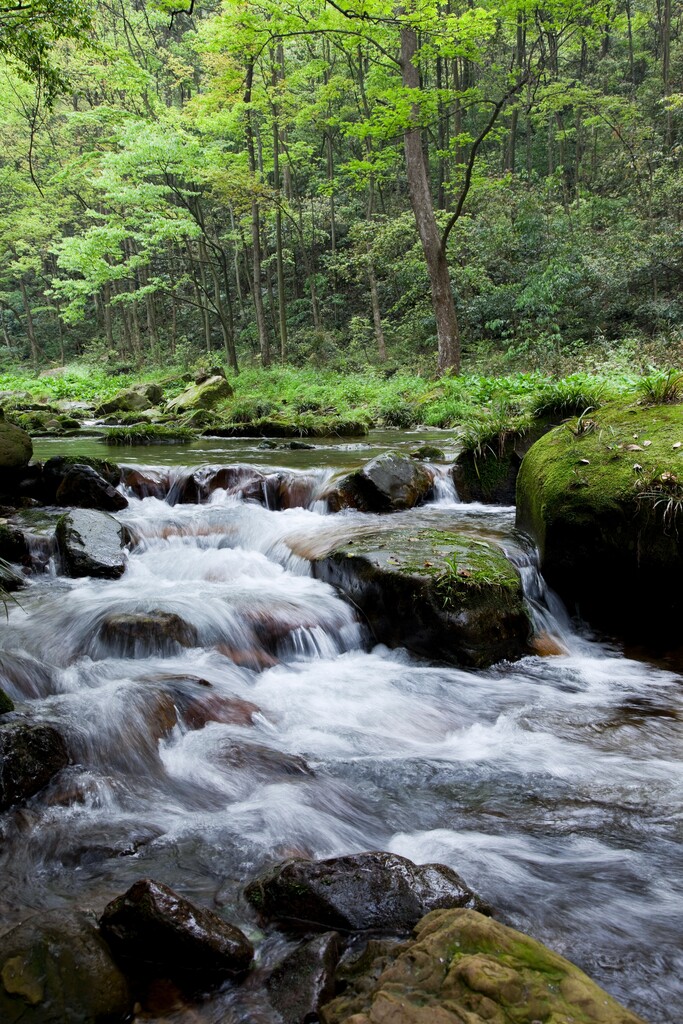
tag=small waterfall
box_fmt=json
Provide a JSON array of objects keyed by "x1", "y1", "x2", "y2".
[{"x1": 429, "y1": 465, "x2": 460, "y2": 505}]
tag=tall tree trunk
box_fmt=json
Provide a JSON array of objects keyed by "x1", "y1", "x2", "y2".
[
  {"x1": 367, "y1": 256, "x2": 387, "y2": 362},
  {"x1": 19, "y1": 278, "x2": 39, "y2": 365},
  {"x1": 245, "y1": 60, "x2": 271, "y2": 367},
  {"x1": 272, "y1": 57, "x2": 289, "y2": 361},
  {"x1": 400, "y1": 17, "x2": 460, "y2": 374}
]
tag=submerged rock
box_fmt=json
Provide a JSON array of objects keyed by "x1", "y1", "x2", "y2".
[
  {"x1": 0, "y1": 910, "x2": 131, "y2": 1024},
  {"x1": 320, "y1": 907, "x2": 647, "y2": 1024},
  {"x1": 245, "y1": 851, "x2": 483, "y2": 933},
  {"x1": 329, "y1": 452, "x2": 433, "y2": 512},
  {"x1": 267, "y1": 931, "x2": 341, "y2": 1023},
  {"x1": 55, "y1": 508, "x2": 126, "y2": 579},
  {"x1": 166, "y1": 375, "x2": 233, "y2": 413},
  {"x1": 99, "y1": 878, "x2": 253, "y2": 987},
  {"x1": 0, "y1": 722, "x2": 69, "y2": 810},
  {"x1": 97, "y1": 611, "x2": 198, "y2": 655},
  {"x1": 517, "y1": 401, "x2": 683, "y2": 643},
  {"x1": 312, "y1": 527, "x2": 530, "y2": 668}
]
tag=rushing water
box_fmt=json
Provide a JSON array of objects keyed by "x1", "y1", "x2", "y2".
[{"x1": 1, "y1": 442, "x2": 682, "y2": 1023}]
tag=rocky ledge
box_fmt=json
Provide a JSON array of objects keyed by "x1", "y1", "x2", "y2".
[{"x1": 312, "y1": 526, "x2": 531, "y2": 668}]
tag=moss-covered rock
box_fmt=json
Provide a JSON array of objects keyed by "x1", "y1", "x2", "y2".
[
  {"x1": 320, "y1": 908, "x2": 646, "y2": 1024},
  {"x1": 0, "y1": 689, "x2": 14, "y2": 714},
  {"x1": 517, "y1": 401, "x2": 683, "y2": 642},
  {"x1": 312, "y1": 527, "x2": 530, "y2": 668},
  {"x1": 166, "y1": 375, "x2": 233, "y2": 413},
  {"x1": 453, "y1": 420, "x2": 553, "y2": 505},
  {"x1": 0, "y1": 419, "x2": 32, "y2": 469},
  {"x1": 95, "y1": 383, "x2": 163, "y2": 416}
]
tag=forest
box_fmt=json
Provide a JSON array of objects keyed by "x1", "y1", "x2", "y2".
[{"x1": 0, "y1": 0, "x2": 681, "y2": 380}]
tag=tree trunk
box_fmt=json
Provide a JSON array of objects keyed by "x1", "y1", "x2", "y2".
[
  {"x1": 400, "y1": 18, "x2": 460, "y2": 374},
  {"x1": 19, "y1": 279, "x2": 39, "y2": 365},
  {"x1": 245, "y1": 60, "x2": 271, "y2": 367}
]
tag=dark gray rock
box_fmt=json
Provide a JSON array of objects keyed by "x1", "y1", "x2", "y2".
[
  {"x1": 267, "y1": 932, "x2": 340, "y2": 1023},
  {"x1": 55, "y1": 465, "x2": 128, "y2": 512},
  {"x1": 0, "y1": 688, "x2": 13, "y2": 714},
  {"x1": 43, "y1": 456, "x2": 122, "y2": 498},
  {"x1": 0, "y1": 909, "x2": 131, "y2": 1023},
  {"x1": 328, "y1": 453, "x2": 433, "y2": 513},
  {"x1": 55, "y1": 509, "x2": 126, "y2": 579},
  {"x1": 0, "y1": 723, "x2": 69, "y2": 810},
  {"x1": 99, "y1": 878, "x2": 253, "y2": 987},
  {"x1": 245, "y1": 851, "x2": 484, "y2": 934}
]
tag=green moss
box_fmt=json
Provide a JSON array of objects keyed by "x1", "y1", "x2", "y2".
[
  {"x1": 518, "y1": 400, "x2": 683, "y2": 550},
  {"x1": 101, "y1": 424, "x2": 196, "y2": 446},
  {"x1": 0, "y1": 688, "x2": 14, "y2": 714}
]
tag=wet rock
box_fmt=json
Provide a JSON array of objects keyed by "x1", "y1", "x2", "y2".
[
  {"x1": 55, "y1": 508, "x2": 126, "y2": 579},
  {"x1": 410, "y1": 444, "x2": 445, "y2": 461},
  {"x1": 0, "y1": 723, "x2": 69, "y2": 810},
  {"x1": 166, "y1": 375, "x2": 233, "y2": 413},
  {"x1": 453, "y1": 422, "x2": 553, "y2": 505},
  {"x1": 0, "y1": 418, "x2": 32, "y2": 469},
  {"x1": 95, "y1": 383, "x2": 163, "y2": 416},
  {"x1": 320, "y1": 907, "x2": 647, "y2": 1024},
  {"x1": 0, "y1": 651, "x2": 54, "y2": 700},
  {"x1": 312, "y1": 527, "x2": 530, "y2": 668},
  {"x1": 0, "y1": 689, "x2": 14, "y2": 714},
  {"x1": 329, "y1": 453, "x2": 433, "y2": 513},
  {"x1": 245, "y1": 851, "x2": 483, "y2": 934},
  {"x1": 169, "y1": 465, "x2": 267, "y2": 505},
  {"x1": 281, "y1": 440, "x2": 315, "y2": 450},
  {"x1": 55, "y1": 465, "x2": 128, "y2": 512},
  {"x1": 217, "y1": 740, "x2": 313, "y2": 779},
  {"x1": 120, "y1": 466, "x2": 168, "y2": 500},
  {"x1": 0, "y1": 909, "x2": 131, "y2": 1024},
  {"x1": 43, "y1": 455, "x2": 122, "y2": 497},
  {"x1": 97, "y1": 611, "x2": 198, "y2": 656},
  {"x1": 517, "y1": 401, "x2": 683, "y2": 644},
  {"x1": 0, "y1": 523, "x2": 30, "y2": 565},
  {"x1": 267, "y1": 931, "x2": 341, "y2": 1024},
  {"x1": 177, "y1": 692, "x2": 261, "y2": 730},
  {"x1": 99, "y1": 878, "x2": 254, "y2": 987}
]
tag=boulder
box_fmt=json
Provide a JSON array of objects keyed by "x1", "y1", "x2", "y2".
[
  {"x1": 0, "y1": 419, "x2": 32, "y2": 469},
  {"x1": 454, "y1": 420, "x2": 553, "y2": 505},
  {"x1": 320, "y1": 908, "x2": 647, "y2": 1024},
  {"x1": 95, "y1": 383, "x2": 163, "y2": 416},
  {"x1": 244, "y1": 851, "x2": 483, "y2": 933},
  {"x1": 328, "y1": 453, "x2": 433, "y2": 513},
  {"x1": 55, "y1": 465, "x2": 128, "y2": 512},
  {"x1": 267, "y1": 932, "x2": 341, "y2": 1024},
  {"x1": 96, "y1": 611, "x2": 197, "y2": 656},
  {"x1": 42, "y1": 456, "x2": 122, "y2": 499},
  {"x1": 0, "y1": 910, "x2": 131, "y2": 1024},
  {"x1": 166, "y1": 375, "x2": 233, "y2": 413},
  {"x1": 99, "y1": 878, "x2": 253, "y2": 987},
  {"x1": 0, "y1": 723, "x2": 69, "y2": 811},
  {"x1": 517, "y1": 401, "x2": 683, "y2": 642},
  {"x1": 312, "y1": 527, "x2": 530, "y2": 668},
  {"x1": 0, "y1": 523, "x2": 29, "y2": 565},
  {"x1": 410, "y1": 444, "x2": 445, "y2": 461},
  {"x1": 55, "y1": 509, "x2": 126, "y2": 579}
]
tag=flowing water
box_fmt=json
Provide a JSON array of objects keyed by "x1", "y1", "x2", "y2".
[{"x1": 1, "y1": 439, "x2": 682, "y2": 1023}]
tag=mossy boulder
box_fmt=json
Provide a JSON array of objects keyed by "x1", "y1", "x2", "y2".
[
  {"x1": 0, "y1": 910, "x2": 131, "y2": 1024},
  {"x1": 320, "y1": 907, "x2": 646, "y2": 1024},
  {"x1": 95, "y1": 383, "x2": 163, "y2": 416},
  {"x1": 0, "y1": 419, "x2": 32, "y2": 469},
  {"x1": 312, "y1": 527, "x2": 530, "y2": 668},
  {"x1": 166, "y1": 375, "x2": 233, "y2": 413},
  {"x1": 517, "y1": 401, "x2": 683, "y2": 642},
  {"x1": 0, "y1": 689, "x2": 14, "y2": 714}
]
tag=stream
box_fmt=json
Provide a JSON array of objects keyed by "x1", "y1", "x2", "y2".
[{"x1": 1, "y1": 432, "x2": 682, "y2": 1023}]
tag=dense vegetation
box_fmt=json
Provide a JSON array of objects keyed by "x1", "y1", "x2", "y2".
[{"x1": 0, "y1": 0, "x2": 681, "y2": 379}]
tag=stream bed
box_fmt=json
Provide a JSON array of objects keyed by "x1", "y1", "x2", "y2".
[{"x1": 1, "y1": 435, "x2": 682, "y2": 1023}]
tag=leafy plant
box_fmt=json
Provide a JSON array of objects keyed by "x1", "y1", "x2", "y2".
[{"x1": 636, "y1": 369, "x2": 683, "y2": 406}]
